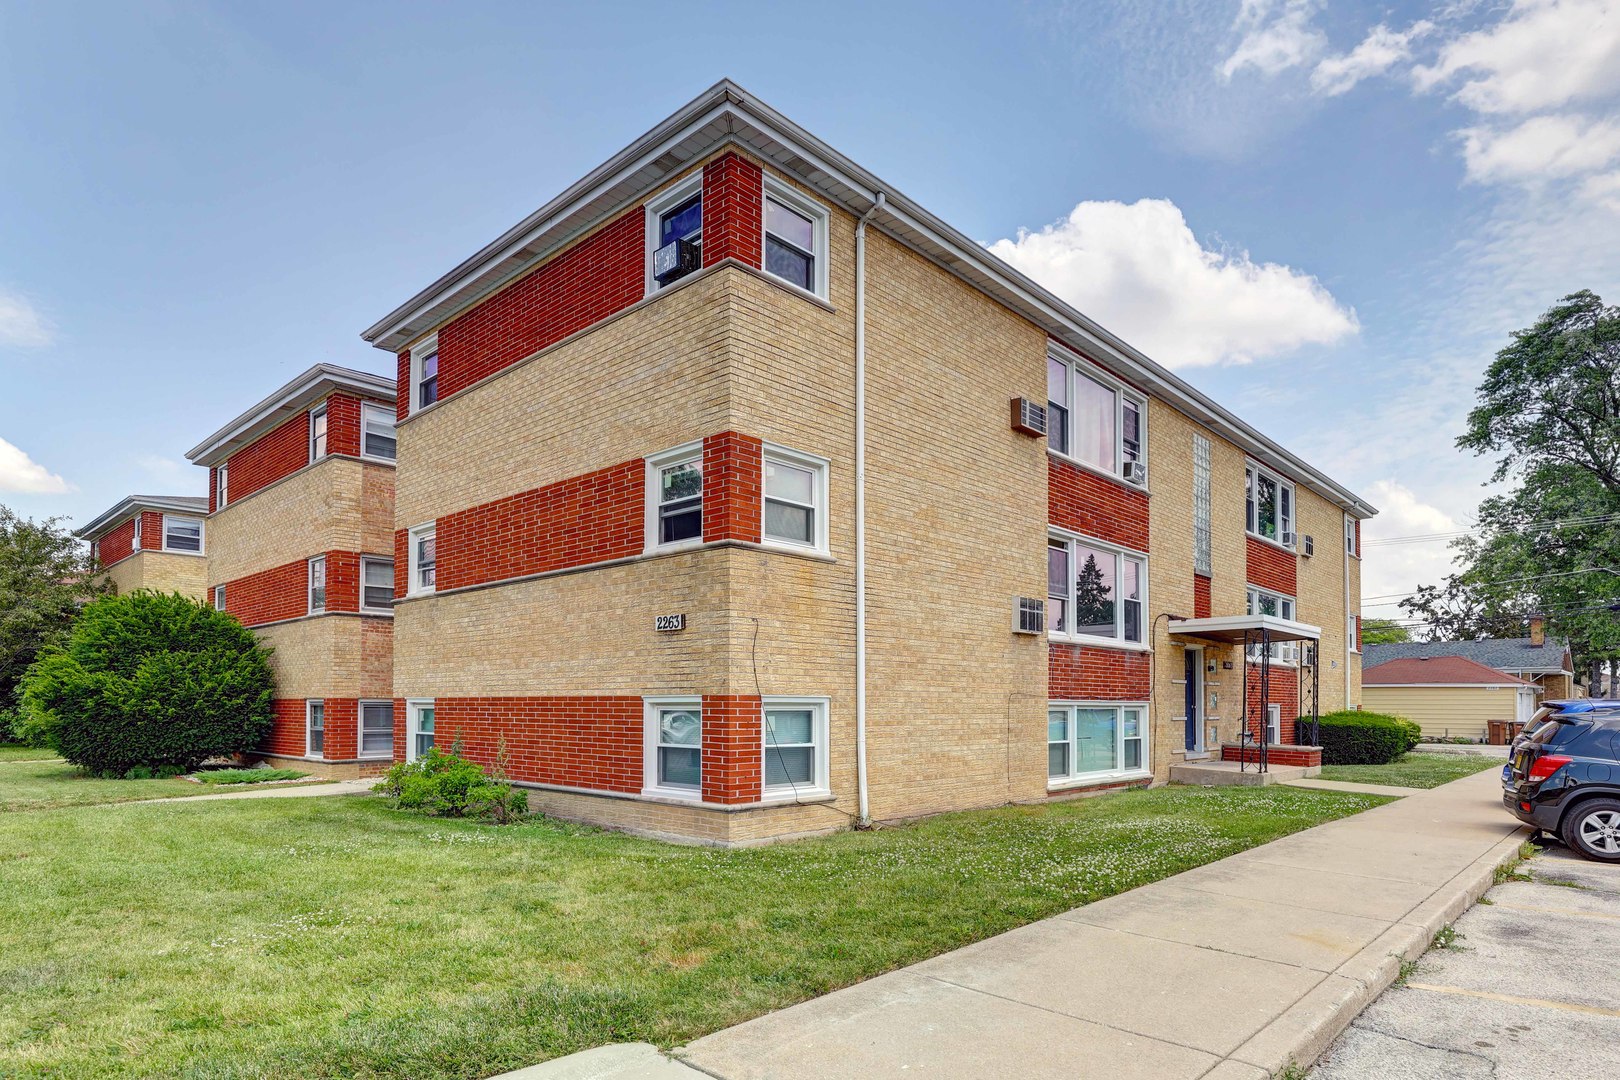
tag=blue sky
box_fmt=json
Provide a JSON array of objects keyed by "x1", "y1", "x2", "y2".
[{"x1": 3, "y1": 1, "x2": 1618, "y2": 620}]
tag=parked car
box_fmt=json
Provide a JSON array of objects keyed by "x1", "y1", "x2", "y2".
[
  {"x1": 1502, "y1": 700, "x2": 1620, "y2": 784},
  {"x1": 1504, "y1": 704, "x2": 1620, "y2": 862}
]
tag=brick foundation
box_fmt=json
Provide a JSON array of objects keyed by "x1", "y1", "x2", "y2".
[{"x1": 1220, "y1": 743, "x2": 1322, "y2": 768}]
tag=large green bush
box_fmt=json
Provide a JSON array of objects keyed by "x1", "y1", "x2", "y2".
[
  {"x1": 1317, "y1": 709, "x2": 1422, "y2": 765},
  {"x1": 21, "y1": 591, "x2": 273, "y2": 775},
  {"x1": 374, "y1": 744, "x2": 528, "y2": 823}
]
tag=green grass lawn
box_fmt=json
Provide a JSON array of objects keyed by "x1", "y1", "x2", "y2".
[
  {"x1": 0, "y1": 759, "x2": 209, "y2": 811},
  {"x1": 0, "y1": 785, "x2": 1389, "y2": 1079},
  {"x1": 1319, "y1": 751, "x2": 1503, "y2": 789},
  {"x1": 0, "y1": 745, "x2": 60, "y2": 763}
]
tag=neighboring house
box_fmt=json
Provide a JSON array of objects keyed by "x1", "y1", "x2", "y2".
[
  {"x1": 349, "y1": 80, "x2": 1374, "y2": 844},
  {"x1": 1364, "y1": 618, "x2": 1579, "y2": 706},
  {"x1": 1362, "y1": 656, "x2": 1537, "y2": 743},
  {"x1": 76, "y1": 495, "x2": 209, "y2": 600},
  {"x1": 185, "y1": 364, "x2": 399, "y2": 778}
]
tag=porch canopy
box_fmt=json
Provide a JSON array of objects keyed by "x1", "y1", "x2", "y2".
[{"x1": 1167, "y1": 613, "x2": 1322, "y2": 644}]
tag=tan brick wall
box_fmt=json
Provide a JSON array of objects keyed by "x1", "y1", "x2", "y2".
[
  {"x1": 102, "y1": 550, "x2": 208, "y2": 601},
  {"x1": 208, "y1": 457, "x2": 395, "y2": 584},
  {"x1": 523, "y1": 787, "x2": 849, "y2": 846},
  {"x1": 1296, "y1": 485, "x2": 1358, "y2": 713},
  {"x1": 254, "y1": 616, "x2": 393, "y2": 699}
]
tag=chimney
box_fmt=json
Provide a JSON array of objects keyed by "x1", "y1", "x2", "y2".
[{"x1": 1530, "y1": 614, "x2": 1545, "y2": 647}]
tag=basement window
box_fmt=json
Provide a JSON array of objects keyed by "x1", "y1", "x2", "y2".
[
  {"x1": 359, "y1": 701, "x2": 394, "y2": 759},
  {"x1": 644, "y1": 698, "x2": 702, "y2": 799},
  {"x1": 1048, "y1": 703, "x2": 1147, "y2": 784}
]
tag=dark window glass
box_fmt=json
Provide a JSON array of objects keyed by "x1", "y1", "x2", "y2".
[
  {"x1": 765, "y1": 237, "x2": 813, "y2": 290},
  {"x1": 419, "y1": 350, "x2": 439, "y2": 408},
  {"x1": 660, "y1": 196, "x2": 702, "y2": 246}
]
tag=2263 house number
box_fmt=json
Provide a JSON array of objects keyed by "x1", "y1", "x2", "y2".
[{"x1": 655, "y1": 614, "x2": 686, "y2": 632}]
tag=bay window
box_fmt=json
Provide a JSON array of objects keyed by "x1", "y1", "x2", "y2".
[
  {"x1": 1048, "y1": 703, "x2": 1147, "y2": 783},
  {"x1": 1245, "y1": 463, "x2": 1295, "y2": 547},
  {"x1": 1046, "y1": 348, "x2": 1146, "y2": 484},
  {"x1": 1048, "y1": 531, "x2": 1145, "y2": 645}
]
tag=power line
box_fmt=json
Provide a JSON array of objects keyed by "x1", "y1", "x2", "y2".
[
  {"x1": 1362, "y1": 566, "x2": 1620, "y2": 603},
  {"x1": 1364, "y1": 512, "x2": 1620, "y2": 547}
]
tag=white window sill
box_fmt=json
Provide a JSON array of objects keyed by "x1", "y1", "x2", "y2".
[
  {"x1": 360, "y1": 608, "x2": 395, "y2": 617},
  {"x1": 760, "y1": 787, "x2": 832, "y2": 805},
  {"x1": 360, "y1": 454, "x2": 397, "y2": 466},
  {"x1": 406, "y1": 589, "x2": 435, "y2": 600},
  {"x1": 1046, "y1": 449, "x2": 1148, "y2": 495},
  {"x1": 357, "y1": 755, "x2": 394, "y2": 762},
  {"x1": 641, "y1": 785, "x2": 703, "y2": 802},
  {"x1": 646, "y1": 539, "x2": 706, "y2": 557},
  {"x1": 757, "y1": 538, "x2": 831, "y2": 560},
  {"x1": 1048, "y1": 634, "x2": 1151, "y2": 653},
  {"x1": 1048, "y1": 770, "x2": 1152, "y2": 792},
  {"x1": 1245, "y1": 531, "x2": 1297, "y2": 555},
  {"x1": 159, "y1": 549, "x2": 208, "y2": 558}
]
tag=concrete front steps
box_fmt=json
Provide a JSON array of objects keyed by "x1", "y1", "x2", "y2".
[{"x1": 1169, "y1": 760, "x2": 1319, "y2": 786}]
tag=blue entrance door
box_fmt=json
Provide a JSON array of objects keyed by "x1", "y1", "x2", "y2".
[{"x1": 1184, "y1": 649, "x2": 1201, "y2": 751}]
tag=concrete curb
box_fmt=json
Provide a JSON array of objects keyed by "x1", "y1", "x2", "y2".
[{"x1": 1226, "y1": 824, "x2": 1531, "y2": 1077}]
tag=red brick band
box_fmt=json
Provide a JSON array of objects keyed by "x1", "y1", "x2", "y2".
[
  {"x1": 1245, "y1": 534, "x2": 1297, "y2": 596},
  {"x1": 219, "y1": 550, "x2": 383, "y2": 627},
  {"x1": 1049, "y1": 642, "x2": 1151, "y2": 701},
  {"x1": 1049, "y1": 457, "x2": 1149, "y2": 552}
]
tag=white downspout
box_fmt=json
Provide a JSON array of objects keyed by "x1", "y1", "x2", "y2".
[
  {"x1": 854, "y1": 191, "x2": 885, "y2": 827},
  {"x1": 1343, "y1": 512, "x2": 1352, "y2": 709}
]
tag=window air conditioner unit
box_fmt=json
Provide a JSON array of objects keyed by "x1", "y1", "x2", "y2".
[
  {"x1": 1010, "y1": 398, "x2": 1047, "y2": 437},
  {"x1": 1125, "y1": 461, "x2": 1147, "y2": 486},
  {"x1": 1302, "y1": 534, "x2": 1314, "y2": 557},
  {"x1": 1281, "y1": 531, "x2": 1297, "y2": 548},
  {"x1": 1014, "y1": 597, "x2": 1046, "y2": 635},
  {"x1": 653, "y1": 238, "x2": 700, "y2": 285}
]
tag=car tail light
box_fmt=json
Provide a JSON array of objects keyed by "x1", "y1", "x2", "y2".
[{"x1": 1528, "y1": 754, "x2": 1572, "y2": 782}]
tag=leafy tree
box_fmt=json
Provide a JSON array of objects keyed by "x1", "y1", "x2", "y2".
[
  {"x1": 21, "y1": 591, "x2": 273, "y2": 775},
  {"x1": 0, "y1": 506, "x2": 110, "y2": 715},
  {"x1": 1359, "y1": 618, "x2": 1412, "y2": 645}
]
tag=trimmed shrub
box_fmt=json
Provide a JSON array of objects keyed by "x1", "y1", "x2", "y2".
[
  {"x1": 1318, "y1": 710, "x2": 1422, "y2": 765},
  {"x1": 374, "y1": 744, "x2": 528, "y2": 823},
  {"x1": 20, "y1": 591, "x2": 273, "y2": 776}
]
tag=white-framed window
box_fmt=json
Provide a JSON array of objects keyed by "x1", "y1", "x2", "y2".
[
  {"x1": 306, "y1": 700, "x2": 325, "y2": 757},
  {"x1": 132, "y1": 515, "x2": 142, "y2": 551},
  {"x1": 762, "y1": 445, "x2": 829, "y2": 553},
  {"x1": 213, "y1": 585, "x2": 226, "y2": 612},
  {"x1": 1265, "y1": 703, "x2": 1281, "y2": 745},
  {"x1": 1246, "y1": 463, "x2": 1296, "y2": 548},
  {"x1": 643, "y1": 697, "x2": 702, "y2": 799},
  {"x1": 308, "y1": 556, "x2": 327, "y2": 614},
  {"x1": 361, "y1": 557, "x2": 394, "y2": 613},
  {"x1": 1047, "y1": 346, "x2": 1146, "y2": 484},
  {"x1": 644, "y1": 172, "x2": 704, "y2": 295},
  {"x1": 1048, "y1": 702, "x2": 1147, "y2": 784},
  {"x1": 407, "y1": 523, "x2": 436, "y2": 596},
  {"x1": 407, "y1": 700, "x2": 435, "y2": 763},
  {"x1": 762, "y1": 696, "x2": 830, "y2": 798},
  {"x1": 1047, "y1": 530, "x2": 1146, "y2": 646},
  {"x1": 217, "y1": 464, "x2": 228, "y2": 508},
  {"x1": 646, "y1": 443, "x2": 703, "y2": 551},
  {"x1": 362, "y1": 403, "x2": 397, "y2": 462},
  {"x1": 359, "y1": 701, "x2": 394, "y2": 759},
  {"x1": 162, "y1": 515, "x2": 203, "y2": 554},
  {"x1": 1349, "y1": 613, "x2": 1360, "y2": 653},
  {"x1": 1345, "y1": 515, "x2": 1358, "y2": 557},
  {"x1": 1246, "y1": 585, "x2": 1300, "y2": 664},
  {"x1": 309, "y1": 402, "x2": 328, "y2": 462},
  {"x1": 410, "y1": 335, "x2": 439, "y2": 415},
  {"x1": 762, "y1": 177, "x2": 830, "y2": 298}
]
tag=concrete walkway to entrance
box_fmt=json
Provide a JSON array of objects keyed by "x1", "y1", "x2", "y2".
[
  {"x1": 130, "y1": 777, "x2": 375, "y2": 804},
  {"x1": 673, "y1": 769, "x2": 1527, "y2": 1080}
]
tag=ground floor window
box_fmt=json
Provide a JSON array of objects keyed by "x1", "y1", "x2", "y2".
[
  {"x1": 645, "y1": 698, "x2": 702, "y2": 797},
  {"x1": 1048, "y1": 702, "x2": 1146, "y2": 783},
  {"x1": 762, "y1": 697, "x2": 829, "y2": 797},
  {"x1": 306, "y1": 700, "x2": 324, "y2": 757},
  {"x1": 359, "y1": 701, "x2": 393, "y2": 759},
  {"x1": 408, "y1": 700, "x2": 435, "y2": 762}
]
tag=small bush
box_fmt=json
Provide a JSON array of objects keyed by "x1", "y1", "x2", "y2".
[
  {"x1": 20, "y1": 591, "x2": 274, "y2": 775},
  {"x1": 1318, "y1": 710, "x2": 1421, "y2": 765},
  {"x1": 195, "y1": 768, "x2": 309, "y2": 785},
  {"x1": 373, "y1": 744, "x2": 527, "y2": 823}
]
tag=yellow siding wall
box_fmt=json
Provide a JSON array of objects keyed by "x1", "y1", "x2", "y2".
[{"x1": 1362, "y1": 685, "x2": 1517, "y2": 742}]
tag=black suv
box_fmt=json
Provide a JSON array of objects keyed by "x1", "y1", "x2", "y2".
[{"x1": 1505, "y1": 705, "x2": 1620, "y2": 862}]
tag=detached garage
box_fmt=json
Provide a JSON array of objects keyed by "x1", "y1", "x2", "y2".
[{"x1": 1362, "y1": 656, "x2": 1538, "y2": 743}]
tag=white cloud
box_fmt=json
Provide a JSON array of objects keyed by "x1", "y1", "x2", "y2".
[
  {"x1": 1460, "y1": 113, "x2": 1620, "y2": 183},
  {"x1": 0, "y1": 290, "x2": 52, "y2": 348},
  {"x1": 1219, "y1": 0, "x2": 1327, "y2": 80},
  {"x1": 1359, "y1": 479, "x2": 1467, "y2": 617},
  {"x1": 986, "y1": 198, "x2": 1358, "y2": 368},
  {"x1": 1310, "y1": 21, "x2": 1435, "y2": 96},
  {"x1": 1412, "y1": 0, "x2": 1620, "y2": 115},
  {"x1": 1579, "y1": 169, "x2": 1620, "y2": 209},
  {"x1": 0, "y1": 436, "x2": 72, "y2": 494},
  {"x1": 137, "y1": 455, "x2": 194, "y2": 484}
]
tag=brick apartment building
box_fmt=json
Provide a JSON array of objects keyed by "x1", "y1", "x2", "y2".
[
  {"x1": 77, "y1": 495, "x2": 210, "y2": 600},
  {"x1": 184, "y1": 365, "x2": 399, "y2": 777},
  {"x1": 348, "y1": 81, "x2": 1375, "y2": 844}
]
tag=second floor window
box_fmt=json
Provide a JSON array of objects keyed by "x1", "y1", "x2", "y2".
[
  {"x1": 652, "y1": 450, "x2": 703, "y2": 547},
  {"x1": 1047, "y1": 350, "x2": 1146, "y2": 483},
  {"x1": 1048, "y1": 532, "x2": 1145, "y2": 645},
  {"x1": 361, "y1": 557, "x2": 394, "y2": 612},
  {"x1": 310, "y1": 404, "x2": 328, "y2": 461},
  {"x1": 412, "y1": 338, "x2": 439, "y2": 413},
  {"x1": 1246, "y1": 464, "x2": 1295, "y2": 547},
  {"x1": 659, "y1": 195, "x2": 703, "y2": 268},
  {"x1": 214, "y1": 585, "x2": 225, "y2": 611},
  {"x1": 217, "y1": 464, "x2": 228, "y2": 507},
  {"x1": 409, "y1": 524, "x2": 436, "y2": 595},
  {"x1": 1247, "y1": 585, "x2": 1299, "y2": 663},
  {"x1": 363, "y1": 403, "x2": 396, "y2": 461},
  {"x1": 308, "y1": 556, "x2": 327, "y2": 614},
  {"x1": 132, "y1": 515, "x2": 141, "y2": 550},
  {"x1": 162, "y1": 515, "x2": 202, "y2": 553}
]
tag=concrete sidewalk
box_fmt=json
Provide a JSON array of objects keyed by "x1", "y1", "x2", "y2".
[
  {"x1": 130, "y1": 777, "x2": 375, "y2": 804},
  {"x1": 673, "y1": 769, "x2": 1527, "y2": 1080}
]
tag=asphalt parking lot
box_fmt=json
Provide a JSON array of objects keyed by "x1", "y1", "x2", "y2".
[{"x1": 1314, "y1": 839, "x2": 1620, "y2": 1079}]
